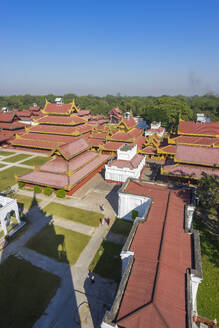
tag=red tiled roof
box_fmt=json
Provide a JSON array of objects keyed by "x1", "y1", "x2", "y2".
[
  {"x1": 28, "y1": 123, "x2": 92, "y2": 135},
  {"x1": 159, "y1": 145, "x2": 176, "y2": 154},
  {"x1": 43, "y1": 103, "x2": 72, "y2": 114},
  {"x1": 36, "y1": 114, "x2": 86, "y2": 125},
  {"x1": 16, "y1": 132, "x2": 79, "y2": 144},
  {"x1": 19, "y1": 153, "x2": 109, "y2": 189},
  {"x1": 90, "y1": 132, "x2": 108, "y2": 139},
  {"x1": 0, "y1": 122, "x2": 26, "y2": 130},
  {"x1": 116, "y1": 181, "x2": 191, "y2": 327},
  {"x1": 163, "y1": 163, "x2": 219, "y2": 179},
  {"x1": 11, "y1": 138, "x2": 61, "y2": 150},
  {"x1": 69, "y1": 154, "x2": 109, "y2": 186},
  {"x1": 29, "y1": 105, "x2": 40, "y2": 111},
  {"x1": 128, "y1": 127, "x2": 142, "y2": 138},
  {"x1": 101, "y1": 141, "x2": 125, "y2": 151},
  {"x1": 170, "y1": 135, "x2": 219, "y2": 147},
  {"x1": 145, "y1": 126, "x2": 165, "y2": 133},
  {"x1": 87, "y1": 138, "x2": 105, "y2": 147},
  {"x1": 109, "y1": 107, "x2": 123, "y2": 115},
  {"x1": 124, "y1": 117, "x2": 137, "y2": 129},
  {"x1": 77, "y1": 109, "x2": 91, "y2": 116},
  {"x1": 175, "y1": 144, "x2": 219, "y2": 166},
  {"x1": 108, "y1": 154, "x2": 144, "y2": 169},
  {"x1": 15, "y1": 110, "x2": 32, "y2": 118},
  {"x1": 0, "y1": 112, "x2": 16, "y2": 122},
  {"x1": 53, "y1": 138, "x2": 90, "y2": 160},
  {"x1": 40, "y1": 151, "x2": 97, "y2": 174},
  {"x1": 141, "y1": 146, "x2": 157, "y2": 154},
  {"x1": 0, "y1": 134, "x2": 11, "y2": 143},
  {"x1": 178, "y1": 120, "x2": 219, "y2": 137},
  {"x1": 109, "y1": 131, "x2": 133, "y2": 142},
  {"x1": 135, "y1": 135, "x2": 146, "y2": 149}
]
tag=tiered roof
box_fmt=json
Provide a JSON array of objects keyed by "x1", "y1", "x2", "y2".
[
  {"x1": 178, "y1": 120, "x2": 219, "y2": 137},
  {"x1": 169, "y1": 135, "x2": 219, "y2": 148},
  {"x1": 175, "y1": 144, "x2": 219, "y2": 167},
  {"x1": 162, "y1": 163, "x2": 219, "y2": 180},
  {"x1": 106, "y1": 180, "x2": 193, "y2": 328},
  {"x1": 19, "y1": 138, "x2": 110, "y2": 190},
  {"x1": 35, "y1": 114, "x2": 86, "y2": 125},
  {"x1": 108, "y1": 154, "x2": 144, "y2": 170}
]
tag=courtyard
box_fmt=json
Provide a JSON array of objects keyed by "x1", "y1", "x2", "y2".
[{"x1": 0, "y1": 150, "x2": 126, "y2": 328}]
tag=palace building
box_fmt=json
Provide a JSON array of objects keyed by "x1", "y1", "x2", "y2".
[
  {"x1": 102, "y1": 179, "x2": 202, "y2": 328},
  {"x1": 105, "y1": 144, "x2": 145, "y2": 183},
  {"x1": 18, "y1": 138, "x2": 109, "y2": 194}
]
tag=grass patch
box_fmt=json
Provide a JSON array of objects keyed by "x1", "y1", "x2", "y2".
[
  {"x1": 110, "y1": 218, "x2": 133, "y2": 236},
  {"x1": 194, "y1": 210, "x2": 219, "y2": 320},
  {"x1": 14, "y1": 194, "x2": 42, "y2": 210},
  {"x1": 22, "y1": 156, "x2": 49, "y2": 166},
  {"x1": 2, "y1": 153, "x2": 31, "y2": 163},
  {"x1": 44, "y1": 203, "x2": 103, "y2": 227},
  {"x1": 0, "y1": 255, "x2": 60, "y2": 328},
  {"x1": 0, "y1": 166, "x2": 32, "y2": 191},
  {"x1": 26, "y1": 224, "x2": 90, "y2": 265},
  {"x1": 0, "y1": 150, "x2": 15, "y2": 156},
  {"x1": 89, "y1": 240, "x2": 122, "y2": 283},
  {"x1": 0, "y1": 163, "x2": 6, "y2": 168}
]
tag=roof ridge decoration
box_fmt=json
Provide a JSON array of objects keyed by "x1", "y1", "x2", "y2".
[
  {"x1": 41, "y1": 98, "x2": 51, "y2": 114},
  {"x1": 71, "y1": 99, "x2": 80, "y2": 113}
]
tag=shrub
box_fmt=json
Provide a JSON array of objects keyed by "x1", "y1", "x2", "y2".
[
  {"x1": 18, "y1": 181, "x2": 24, "y2": 188},
  {"x1": 132, "y1": 210, "x2": 138, "y2": 220},
  {"x1": 56, "y1": 189, "x2": 66, "y2": 198},
  {"x1": 43, "y1": 187, "x2": 53, "y2": 196},
  {"x1": 34, "y1": 185, "x2": 42, "y2": 193}
]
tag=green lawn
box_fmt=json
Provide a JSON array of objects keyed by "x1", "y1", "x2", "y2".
[
  {"x1": 0, "y1": 150, "x2": 15, "y2": 156},
  {"x1": 22, "y1": 156, "x2": 49, "y2": 166},
  {"x1": 194, "y1": 211, "x2": 219, "y2": 321},
  {"x1": 44, "y1": 203, "x2": 103, "y2": 227},
  {"x1": 14, "y1": 194, "x2": 42, "y2": 210},
  {"x1": 89, "y1": 240, "x2": 122, "y2": 283},
  {"x1": 0, "y1": 255, "x2": 60, "y2": 328},
  {"x1": 2, "y1": 153, "x2": 31, "y2": 163},
  {"x1": 110, "y1": 218, "x2": 133, "y2": 236},
  {"x1": 26, "y1": 224, "x2": 90, "y2": 265},
  {"x1": 0, "y1": 166, "x2": 32, "y2": 191},
  {"x1": 0, "y1": 163, "x2": 6, "y2": 168}
]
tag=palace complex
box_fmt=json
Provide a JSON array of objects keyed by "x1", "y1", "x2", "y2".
[
  {"x1": 18, "y1": 138, "x2": 109, "y2": 194},
  {"x1": 102, "y1": 179, "x2": 202, "y2": 328}
]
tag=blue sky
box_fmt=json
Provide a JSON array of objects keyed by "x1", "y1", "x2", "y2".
[{"x1": 1, "y1": 0, "x2": 219, "y2": 96}]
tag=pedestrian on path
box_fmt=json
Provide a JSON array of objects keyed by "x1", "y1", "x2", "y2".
[
  {"x1": 101, "y1": 218, "x2": 105, "y2": 225},
  {"x1": 90, "y1": 274, "x2": 95, "y2": 284}
]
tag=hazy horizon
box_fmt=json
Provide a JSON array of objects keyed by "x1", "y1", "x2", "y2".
[{"x1": 1, "y1": 0, "x2": 219, "y2": 97}]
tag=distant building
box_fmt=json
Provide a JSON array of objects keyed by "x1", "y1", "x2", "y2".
[
  {"x1": 105, "y1": 144, "x2": 145, "y2": 183},
  {"x1": 145, "y1": 121, "x2": 165, "y2": 137},
  {"x1": 109, "y1": 107, "x2": 123, "y2": 123},
  {"x1": 196, "y1": 113, "x2": 210, "y2": 123}
]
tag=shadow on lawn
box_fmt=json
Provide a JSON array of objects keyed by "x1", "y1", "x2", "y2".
[
  {"x1": 0, "y1": 193, "x2": 81, "y2": 328},
  {"x1": 105, "y1": 184, "x2": 121, "y2": 215}
]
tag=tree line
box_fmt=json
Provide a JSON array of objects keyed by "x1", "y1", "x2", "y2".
[{"x1": 0, "y1": 93, "x2": 219, "y2": 132}]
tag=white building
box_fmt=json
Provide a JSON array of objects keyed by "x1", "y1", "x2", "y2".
[
  {"x1": 196, "y1": 113, "x2": 210, "y2": 123},
  {"x1": 105, "y1": 144, "x2": 145, "y2": 183},
  {"x1": 145, "y1": 121, "x2": 165, "y2": 137},
  {"x1": 0, "y1": 195, "x2": 21, "y2": 236}
]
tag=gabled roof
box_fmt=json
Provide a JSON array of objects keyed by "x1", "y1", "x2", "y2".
[
  {"x1": 178, "y1": 120, "x2": 219, "y2": 137},
  {"x1": 175, "y1": 144, "x2": 219, "y2": 166},
  {"x1": 108, "y1": 154, "x2": 144, "y2": 170},
  {"x1": 28, "y1": 123, "x2": 92, "y2": 135},
  {"x1": 41, "y1": 99, "x2": 78, "y2": 115},
  {"x1": 140, "y1": 145, "x2": 157, "y2": 154},
  {"x1": 100, "y1": 141, "x2": 125, "y2": 151},
  {"x1": 50, "y1": 137, "x2": 90, "y2": 160},
  {"x1": 114, "y1": 180, "x2": 191, "y2": 328},
  {"x1": 0, "y1": 112, "x2": 16, "y2": 123},
  {"x1": 159, "y1": 144, "x2": 176, "y2": 155},
  {"x1": 35, "y1": 114, "x2": 86, "y2": 125},
  {"x1": 117, "y1": 117, "x2": 137, "y2": 131},
  {"x1": 169, "y1": 135, "x2": 219, "y2": 147},
  {"x1": 0, "y1": 122, "x2": 26, "y2": 130},
  {"x1": 162, "y1": 163, "x2": 219, "y2": 179},
  {"x1": 29, "y1": 105, "x2": 41, "y2": 111}
]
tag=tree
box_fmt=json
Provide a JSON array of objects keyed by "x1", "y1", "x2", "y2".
[{"x1": 197, "y1": 173, "x2": 219, "y2": 213}]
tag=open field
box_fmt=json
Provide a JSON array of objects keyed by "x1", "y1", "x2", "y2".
[
  {"x1": 2, "y1": 153, "x2": 31, "y2": 163},
  {"x1": 89, "y1": 240, "x2": 122, "y2": 283},
  {"x1": 0, "y1": 163, "x2": 6, "y2": 168},
  {"x1": 14, "y1": 194, "x2": 42, "y2": 210},
  {"x1": 26, "y1": 224, "x2": 91, "y2": 265},
  {"x1": 22, "y1": 156, "x2": 49, "y2": 166},
  {"x1": 44, "y1": 202, "x2": 103, "y2": 227},
  {"x1": 194, "y1": 210, "x2": 219, "y2": 320},
  {"x1": 0, "y1": 255, "x2": 60, "y2": 328},
  {"x1": 0, "y1": 166, "x2": 32, "y2": 191},
  {"x1": 0, "y1": 150, "x2": 15, "y2": 156}
]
